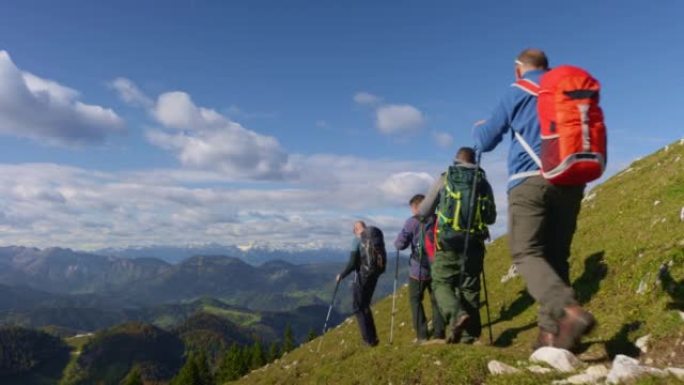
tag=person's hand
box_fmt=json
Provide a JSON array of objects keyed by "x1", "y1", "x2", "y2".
[{"x1": 335, "y1": 274, "x2": 341, "y2": 283}]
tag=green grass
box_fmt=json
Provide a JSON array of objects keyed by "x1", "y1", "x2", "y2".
[
  {"x1": 202, "y1": 305, "x2": 262, "y2": 326},
  {"x1": 64, "y1": 334, "x2": 93, "y2": 353},
  {"x1": 232, "y1": 140, "x2": 684, "y2": 385}
]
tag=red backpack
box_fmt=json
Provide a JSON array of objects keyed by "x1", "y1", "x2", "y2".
[
  {"x1": 514, "y1": 66, "x2": 607, "y2": 185},
  {"x1": 419, "y1": 216, "x2": 437, "y2": 263}
]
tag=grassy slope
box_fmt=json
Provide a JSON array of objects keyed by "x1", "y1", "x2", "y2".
[{"x1": 233, "y1": 140, "x2": 684, "y2": 385}]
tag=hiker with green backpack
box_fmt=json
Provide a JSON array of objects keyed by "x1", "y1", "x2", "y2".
[
  {"x1": 394, "y1": 194, "x2": 446, "y2": 344},
  {"x1": 473, "y1": 48, "x2": 606, "y2": 350},
  {"x1": 417, "y1": 147, "x2": 497, "y2": 344}
]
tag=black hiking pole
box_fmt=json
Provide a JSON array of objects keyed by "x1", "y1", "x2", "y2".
[
  {"x1": 481, "y1": 266, "x2": 494, "y2": 345},
  {"x1": 389, "y1": 250, "x2": 400, "y2": 344},
  {"x1": 317, "y1": 281, "x2": 340, "y2": 353}
]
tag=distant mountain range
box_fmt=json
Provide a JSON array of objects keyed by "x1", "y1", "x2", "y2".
[
  {"x1": 0, "y1": 246, "x2": 343, "y2": 308},
  {"x1": 0, "y1": 245, "x2": 408, "y2": 335},
  {"x1": 96, "y1": 242, "x2": 349, "y2": 264}
]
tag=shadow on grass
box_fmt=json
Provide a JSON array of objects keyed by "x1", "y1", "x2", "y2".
[
  {"x1": 489, "y1": 290, "x2": 535, "y2": 327},
  {"x1": 604, "y1": 321, "x2": 642, "y2": 359},
  {"x1": 659, "y1": 263, "x2": 684, "y2": 311},
  {"x1": 492, "y1": 321, "x2": 536, "y2": 348},
  {"x1": 572, "y1": 251, "x2": 608, "y2": 305}
]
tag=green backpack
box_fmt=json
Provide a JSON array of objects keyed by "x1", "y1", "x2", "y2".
[{"x1": 436, "y1": 164, "x2": 496, "y2": 250}]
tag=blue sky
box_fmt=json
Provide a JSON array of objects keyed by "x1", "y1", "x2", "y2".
[{"x1": 0, "y1": 0, "x2": 682, "y2": 250}]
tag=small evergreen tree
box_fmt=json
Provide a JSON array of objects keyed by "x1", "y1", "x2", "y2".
[
  {"x1": 306, "y1": 328, "x2": 318, "y2": 342},
  {"x1": 120, "y1": 365, "x2": 143, "y2": 385},
  {"x1": 216, "y1": 344, "x2": 248, "y2": 382},
  {"x1": 170, "y1": 352, "x2": 214, "y2": 385},
  {"x1": 266, "y1": 342, "x2": 280, "y2": 362},
  {"x1": 282, "y1": 324, "x2": 295, "y2": 354},
  {"x1": 249, "y1": 341, "x2": 265, "y2": 370}
]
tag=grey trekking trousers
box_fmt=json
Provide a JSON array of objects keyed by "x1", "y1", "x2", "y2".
[{"x1": 508, "y1": 176, "x2": 584, "y2": 334}]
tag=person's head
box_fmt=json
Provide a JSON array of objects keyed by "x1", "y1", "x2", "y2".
[
  {"x1": 456, "y1": 147, "x2": 476, "y2": 164},
  {"x1": 409, "y1": 194, "x2": 425, "y2": 215},
  {"x1": 353, "y1": 220, "x2": 366, "y2": 238},
  {"x1": 514, "y1": 48, "x2": 549, "y2": 79}
]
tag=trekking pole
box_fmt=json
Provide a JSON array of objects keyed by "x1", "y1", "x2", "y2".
[
  {"x1": 481, "y1": 265, "x2": 494, "y2": 345},
  {"x1": 317, "y1": 281, "x2": 340, "y2": 353},
  {"x1": 389, "y1": 249, "x2": 400, "y2": 344}
]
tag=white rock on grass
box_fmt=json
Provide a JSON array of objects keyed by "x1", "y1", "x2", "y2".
[
  {"x1": 553, "y1": 365, "x2": 611, "y2": 384},
  {"x1": 636, "y1": 279, "x2": 648, "y2": 295},
  {"x1": 553, "y1": 373, "x2": 604, "y2": 384},
  {"x1": 635, "y1": 334, "x2": 651, "y2": 353},
  {"x1": 500, "y1": 264, "x2": 519, "y2": 283},
  {"x1": 488, "y1": 360, "x2": 521, "y2": 375},
  {"x1": 606, "y1": 354, "x2": 668, "y2": 384},
  {"x1": 585, "y1": 364, "x2": 609, "y2": 377},
  {"x1": 667, "y1": 367, "x2": 684, "y2": 380},
  {"x1": 527, "y1": 365, "x2": 554, "y2": 374},
  {"x1": 679, "y1": 311, "x2": 684, "y2": 322},
  {"x1": 530, "y1": 347, "x2": 582, "y2": 372},
  {"x1": 680, "y1": 207, "x2": 684, "y2": 222},
  {"x1": 654, "y1": 200, "x2": 661, "y2": 206}
]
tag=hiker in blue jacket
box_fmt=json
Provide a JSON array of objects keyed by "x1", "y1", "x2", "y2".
[
  {"x1": 394, "y1": 194, "x2": 445, "y2": 343},
  {"x1": 473, "y1": 48, "x2": 595, "y2": 350}
]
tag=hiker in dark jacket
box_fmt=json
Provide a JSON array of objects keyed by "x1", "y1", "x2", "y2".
[
  {"x1": 395, "y1": 194, "x2": 445, "y2": 343},
  {"x1": 418, "y1": 147, "x2": 496, "y2": 344},
  {"x1": 337, "y1": 221, "x2": 380, "y2": 347},
  {"x1": 473, "y1": 48, "x2": 595, "y2": 351}
]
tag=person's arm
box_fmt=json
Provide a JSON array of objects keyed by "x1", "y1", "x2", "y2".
[
  {"x1": 473, "y1": 90, "x2": 515, "y2": 153},
  {"x1": 393, "y1": 218, "x2": 413, "y2": 251},
  {"x1": 417, "y1": 175, "x2": 443, "y2": 219},
  {"x1": 337, "y1": 239, "x2": 360, "y2": 281}
]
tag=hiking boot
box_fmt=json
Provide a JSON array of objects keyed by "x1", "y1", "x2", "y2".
[
  {"x1": 364, "y1": 339, "x2": 379, "y2": 347},
  {"x1": 555, "y1": 305, "x2": 596, "y2": 350},
  {"x1": 413, "y1": 338, "x2": 427, "y2": 345},
  {"x1": 532, "y1": 328, "x2": 557, "y2": 350},
  {"x1": 446, "y1": 314, "x2": 470, "y2": 344}
]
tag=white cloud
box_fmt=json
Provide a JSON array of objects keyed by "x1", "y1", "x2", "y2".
[
  {"x1": 109, "y1": 79, "x2": 294, "y2": 181},
  {"x1": 148, "y1": 91, "x2": 294, "y2": 180},
  {"x1": 0, "y1": 150, "x2": 516, "y2": 250},
  {"x1": 353, "y1": 91, "x2": 381, "y2": 106},
  {"x1": 432, "y1": 131, "x2": 454, "y2": 149},
  {"x1": 0, "y1": 160, "x2": 443, "y2": 249},
  {"x1": 376, "y1": 104, "x2": 425, "y2": 134},
  {"x1": 380, "y1": 172, "x2": 435, "y2": 204},
  {"x1": 0, "y1": 51, "x2": 125, "y2": 146},
  {"x1": 109, "y1": 77, "x2": 153, "y2": 108}
]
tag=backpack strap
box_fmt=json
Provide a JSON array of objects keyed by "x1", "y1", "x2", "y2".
[
  {"x1": 509, "y1": 78, "x2": 543, "y2": 180},
  {"x1": 512, "y1": 79, "x2": 541, "y2": 96}
]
